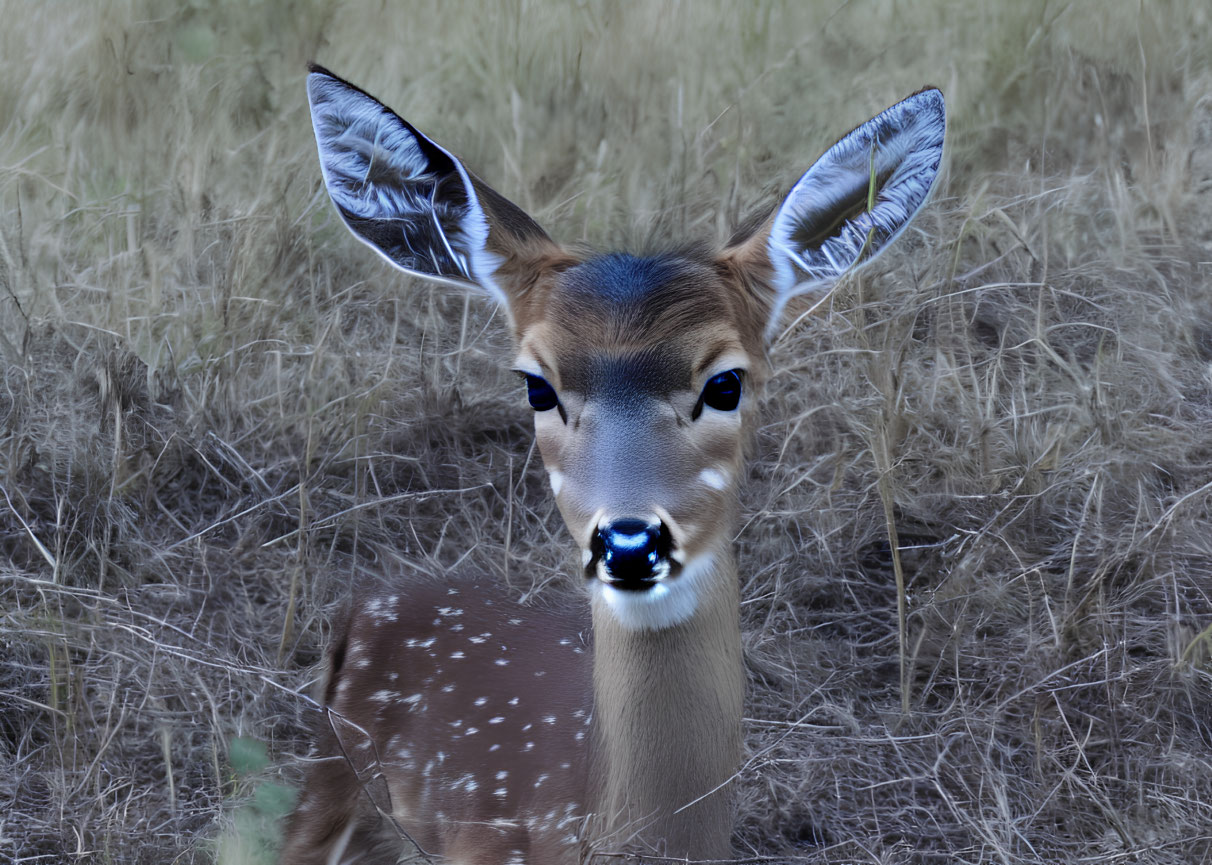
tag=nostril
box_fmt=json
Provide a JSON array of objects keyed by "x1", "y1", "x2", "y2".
[{"x1": 596, "y1": 520, "x2": 671, "y2": 586}]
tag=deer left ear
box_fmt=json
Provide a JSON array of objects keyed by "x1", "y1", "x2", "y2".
[
  {"x1": 306, "y1": 64, "x2": 559, "y2": 320},
  {"x1": 724, "y1": 88, "x2": 945, "y2": 337}
]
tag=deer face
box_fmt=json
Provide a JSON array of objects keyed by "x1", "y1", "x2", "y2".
[{"x1": 509, "y1": 253, "x2": 767, "y2": 627}]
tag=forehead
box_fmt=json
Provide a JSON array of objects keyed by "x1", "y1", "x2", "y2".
[{"x1": 523, "y1": 252, "x2": 747, "y2": 394}]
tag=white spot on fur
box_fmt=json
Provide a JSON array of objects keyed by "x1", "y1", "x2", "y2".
[
  {"x1": 697, "y1": 467, "x2": 730, "y2": 490},
  {"x1": 548, "y1": 469, "x2": 564, "y2": 496},
  {"x1": 474, "y1": 697, "x2": 488, "y2": 706},
  {"x1": 364, "y1": 597, "x2": 398, "y2": 624},
  {"x1": 489, "y1": 716, "x2": 505, "y2": 724}
]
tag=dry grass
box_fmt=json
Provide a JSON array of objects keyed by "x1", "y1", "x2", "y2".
[{"x1": 2, "y1": 1, "x2": 1211, "y2": 862}]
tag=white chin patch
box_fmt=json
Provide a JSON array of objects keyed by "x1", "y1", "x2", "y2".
[{"x1": 591, "y1": 553, "x2": 715, "y2": 631}]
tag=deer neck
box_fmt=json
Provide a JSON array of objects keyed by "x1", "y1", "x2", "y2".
[{"x1": 587, "y1": 549, "x2": 744, "y2": 858}]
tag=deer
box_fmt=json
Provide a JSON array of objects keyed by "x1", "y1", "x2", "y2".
[{"x1": 280, "y1": 64, "x2": 945, "y2": 864}]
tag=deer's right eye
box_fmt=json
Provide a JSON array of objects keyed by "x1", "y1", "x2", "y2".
[{"x1": 525, "y1": 375, "x2": 560, "y2": 412}]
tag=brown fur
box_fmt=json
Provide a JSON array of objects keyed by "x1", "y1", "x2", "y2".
[
  {"x1": 288, "y1": 69, "x2": 926, "y2": 864},
  {"x1": 281, "y1": 233, "x2": 767, "y2": 862}
]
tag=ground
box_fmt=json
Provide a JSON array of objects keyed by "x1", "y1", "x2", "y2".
[{"x1": 1, "y1": 2, "x2": 1210, "y2": 863}]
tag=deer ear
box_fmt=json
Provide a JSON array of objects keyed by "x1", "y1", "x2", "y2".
[
  {"x1": 306, "y1": 65, "x2": 557, "y2": 314},
  {"x1": 725, "y1": 88, "x2": 945, "y2": 337}
]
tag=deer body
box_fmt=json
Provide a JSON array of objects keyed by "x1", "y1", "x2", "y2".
[{"x1": 281, "y1": 66, "x2": 945, "y2": 863}]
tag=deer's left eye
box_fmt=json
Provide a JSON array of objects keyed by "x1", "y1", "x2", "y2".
[
  {"x1": 525, "y1": 375, "x2": 560, "y2": 412},
  {"x1": 693, "y1": 369, "x2": 743, "y2": 419}
]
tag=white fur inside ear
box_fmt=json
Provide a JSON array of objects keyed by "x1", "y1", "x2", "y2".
[
  {"x1": 765, "y1": 88, "x2": 945, "y2": 327},
  {"x1": 307, "y1": 75, "x2": 431, "y2": 220},
  {"x1": 591, "y1": 553, "x2": 716, "y2": 631},
  {"x1": 306, "y1": 71, "x2": 504, "y2": 305}
]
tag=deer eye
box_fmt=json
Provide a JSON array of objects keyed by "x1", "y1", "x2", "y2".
[
  {"x1": 525, "y1": 374, "x2": 560, "y2": 412},
  {"x1": 693, "y1": 369, "x2": 743, "y2": 419}
]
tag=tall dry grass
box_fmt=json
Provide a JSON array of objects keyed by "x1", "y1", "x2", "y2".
[{"x1": 1, "y1": 1, "x2": 1210, "y2": 862}]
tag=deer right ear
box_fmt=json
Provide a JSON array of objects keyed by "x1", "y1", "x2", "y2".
[
  {"x1": 306, "y1": 65, "x2": 558, "y2": 315},
  {"x1": 724, "y1": 88, "x2": 946, "y2": 338}
]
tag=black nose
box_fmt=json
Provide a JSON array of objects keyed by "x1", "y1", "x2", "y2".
[{"x1": 594, "y1": 519, "x2": 670, "y2": 588}]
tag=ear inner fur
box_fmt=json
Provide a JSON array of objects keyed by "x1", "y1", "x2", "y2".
[
  {"x1": 306, "y1": 66, "x2": 566, "y2": 323},
  {"x1": 722, "y1": 87, "x2": 945, "y2": 338}
]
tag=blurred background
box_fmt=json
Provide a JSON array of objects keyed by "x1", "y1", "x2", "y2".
[{"x1": 1, "y1": 1, "x2": 1210, "y2": 862}]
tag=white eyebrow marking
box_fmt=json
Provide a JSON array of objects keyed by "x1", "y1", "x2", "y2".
[{"x1": 512, "y1": 353, "x2": 543, "y2": 377}]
